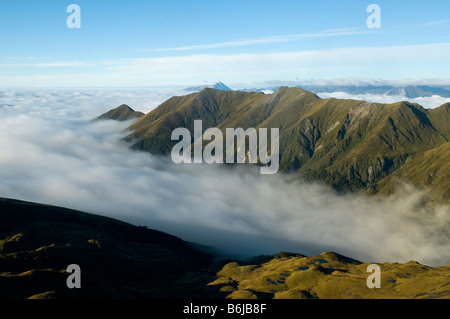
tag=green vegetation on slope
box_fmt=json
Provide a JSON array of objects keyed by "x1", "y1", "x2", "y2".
[
  {"x1": 122, "y1": 87, "x2": 449, "y2": 202},
  {"x1": 209, "y1": 252, "x2": 450, "y2": 299}
]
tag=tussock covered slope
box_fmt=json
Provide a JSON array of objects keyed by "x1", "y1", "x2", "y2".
[{"x1": 209, "y1": 251, "x2": 450, "y2": 299}]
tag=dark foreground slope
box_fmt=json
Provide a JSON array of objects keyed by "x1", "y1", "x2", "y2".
[
  {"x1": 0, "y1": 198, "x2": 222, "y2": 299},
  {"x1": 1, "y1": 198, "x2": 450, "y2": 299}
]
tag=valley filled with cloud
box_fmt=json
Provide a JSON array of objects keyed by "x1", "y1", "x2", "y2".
[{"x1": 0, "y1": 88, "x2": 449, "y2": 267}]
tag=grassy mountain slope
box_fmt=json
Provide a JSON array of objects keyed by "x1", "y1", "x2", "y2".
[
  {"x1": 295, "y1": 100, "x2": 447, "y2": 194},
  {"x1": 209, "y1": 251, "x2": 450, "y2": 299},
  {"x1": 123, "y1": 87, "x2": 449, "y2": 201},
  {"x1": 428, "y1": 103, "x2": 450, "y2": 139},
  {"x1": 376, "y1": 141, "x2": 450, "y2": 201}
]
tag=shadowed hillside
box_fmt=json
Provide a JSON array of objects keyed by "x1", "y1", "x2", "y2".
[
  {"x1": 0, "y1": 198, "x2": 222, "y2": 299},
  {"x1": 1, "y1": 198, "x2": 449, "y2": 299}
]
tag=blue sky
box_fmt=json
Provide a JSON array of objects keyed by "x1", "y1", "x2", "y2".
[{"x1": 0, "y1": 0, "x2": 450, "y2": 87}]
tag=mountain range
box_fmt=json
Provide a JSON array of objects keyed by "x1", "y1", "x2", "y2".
[
  {"x1": 303, "y1": 85, "x2": 450, "y2": 99},
  {"x1": 240, "y1": 84, "x2": 450, "y2": 99},
  {"x1": 100, "y1": 87, "x2": 449, "y2": 203},
  {"x1": 183, "y1": 82, "x2": 450, "y2": 99}
]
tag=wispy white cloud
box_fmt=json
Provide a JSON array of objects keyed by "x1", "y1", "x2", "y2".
[
  {"x1": 140, "y1": 28, "x2": 366, "y2": 52},
  {"x1": 419, "y1": 19, "x2": 450, "y2": 27},
  {"x1": 5, "y1": 56, "x2": 44, "y2": 60},
  {"x1": 0, "y1": 61, "x2": 98, "y2": 68},
  {"x1": 1, "y1": 43, "x2": 450, "y2": 87}
]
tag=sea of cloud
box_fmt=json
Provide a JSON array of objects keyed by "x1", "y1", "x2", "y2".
[
  {"x1": 0, "y1": 88, "x2": 449, "y2": 266},
  {"x1": 316, "y1": 91, "x2": 450, "y2": 109}
]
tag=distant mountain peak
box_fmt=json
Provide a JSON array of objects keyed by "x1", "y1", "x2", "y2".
[
  {"x1": 185, "y1": 82, "x2": 233, "y2": 92},
  {"x1": 211, "y1": 82, "x2": 232, "y2": 91},
  {"x1": 95, "y1": 104, "x2": 145, "y2": 122}
]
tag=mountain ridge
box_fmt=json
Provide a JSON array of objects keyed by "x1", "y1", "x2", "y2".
[
  {"x1": 119, "y1": 87, "x2": 449, "y2": 202},
  {"x1": 240, "y1": 84, "x2": 450, "y2": 99}
]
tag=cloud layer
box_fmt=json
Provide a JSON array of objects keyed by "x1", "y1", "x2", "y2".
[
  {"x1": 317, "y1": 91, "x2": 450, "y2": 109},
  {"x1": 0, "y1": 89, "x2": 449, "y2": 266}
]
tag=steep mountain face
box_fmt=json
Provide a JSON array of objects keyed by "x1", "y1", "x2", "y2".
[
  {"x1": 124, "y1": 87, "x2": 449, "y2": 202},
  {"x1": 376, "y1": 141, "x2": 450, "y2": 200},
  {"x1": 96, "y1": 104, "x2": 144, "y2": 121}
]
